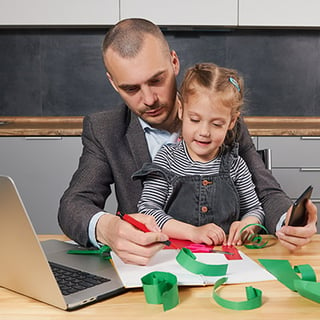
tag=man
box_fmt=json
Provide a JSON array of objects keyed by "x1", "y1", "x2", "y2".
[{"x1": 58, "y1": 18, "x2": 317, "y2": 265}]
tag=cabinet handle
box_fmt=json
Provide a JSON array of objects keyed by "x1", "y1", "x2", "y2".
[
  {"x1": 300, "y1": 137, "x2": 320, "y2": 140},
  {"x1": 300, "y1": 168, "x2": 320, "y2": 172},
  {"x1": 24, "y1": 137, "x2": 62, "y2": 140},
  {"x1": 312, "y1": 199, "x2": 320, "y2": 204}
]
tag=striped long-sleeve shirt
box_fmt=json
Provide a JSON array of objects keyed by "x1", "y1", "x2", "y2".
[{"x1": 137, "y1": 140, "x2": 265, "y2": 229}]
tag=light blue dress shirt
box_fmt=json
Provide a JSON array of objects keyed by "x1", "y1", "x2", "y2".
[{"x1": 88, "y1": 117, "x2": 179, "y2": 247}]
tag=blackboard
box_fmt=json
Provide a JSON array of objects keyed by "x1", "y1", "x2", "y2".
[{"x1": 0, "y1": 28, "x2": 319, "y2": 116}]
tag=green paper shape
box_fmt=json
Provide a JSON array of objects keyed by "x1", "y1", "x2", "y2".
[
  {"x1": 259, "y1": 259, "x2": 300, "y2": 291},
  {"x1": 240, "y1": 223, "x2": 269, "y2": 249},
  {"x1": 67, "y1": 245, "x2": 111, "y2": 260},
  {"x1": 259, "y1": 259, "x2": 320, "y2": 304},
  {"x1": 294, "y1": 264, "x2": 317, "y2": 282},
  {"x1": 212, "y1": 277, "x2": 262, "y2": 310},
  {"x1": 176, "y1": 248, "x2": 228, "y2": 276},
  {"x1": 141, "y1": 271, "x2": 179, "y2": 311},
  {"x1": 294, "y1": 280, "x2": 320, "y2": 303}
]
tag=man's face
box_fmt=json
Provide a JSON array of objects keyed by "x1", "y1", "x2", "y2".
[{"x1": 104, "y1": 35, "x2": 180, "y2": 131}]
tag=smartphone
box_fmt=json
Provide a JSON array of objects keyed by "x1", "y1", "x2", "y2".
[{"x1": 287, "y1": 185, "x2": 313, "y2": 227}]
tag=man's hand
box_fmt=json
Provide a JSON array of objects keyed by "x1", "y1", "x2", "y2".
[
  {"x1": 96, "y1": 213, "x2": 169, "y2": 265},
  {"x1": 276, "y1": 199, "x2": 317, "y2": 251}
]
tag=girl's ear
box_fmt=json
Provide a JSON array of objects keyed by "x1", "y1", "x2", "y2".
[
  {"x1": 228, "y1": 112, "x2": 240, "y2": 130},
  {"x1": 177, "y1": 94, "x2": 183, "y2": 120}
]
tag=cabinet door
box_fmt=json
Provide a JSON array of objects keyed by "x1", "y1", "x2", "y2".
[
  {"x1": 258, "y1": 136, "x2": 320, "y2": 168},
  {"x1": 0, "y1": 137, "x2": 82, "y2": 233},
  {"x1": 120, "y1": 0, "x2": 238, "y2": 26},
  {"x1": 0, "y1": 0, "x2": 119, "y2": 25},
  {"x1": 239, "y1": 0, "x2": 320, "y2": 27},
  {"x1": 272, "y1": 168, "x2": 320, "y2": 199},
  {"x1": 0, "y1": 137, "x2": 118, "y2": 234}
]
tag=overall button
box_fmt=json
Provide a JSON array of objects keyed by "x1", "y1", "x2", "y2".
[
  {"x1": 202, "y1": 179, "x2": 212, "y2": 186},
  {"x1": 201, "y1": 206, "x2": 208, "y2": 213}
]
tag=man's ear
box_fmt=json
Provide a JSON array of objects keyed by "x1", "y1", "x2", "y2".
[
  {"x1": 228, "y1": 112, "x2": 240, "y2": 130},
  {"x1": 106, "y1": 72, "x2": 119, "y2": 93},
  {"x1": 170, "y1": 50, "x2": 180, "y2": 76}
]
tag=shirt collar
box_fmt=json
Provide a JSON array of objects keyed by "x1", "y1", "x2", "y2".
[
  {"x1": 138, "y1": 117, "x2": 169, "y2": 134},
  {"x1": 138, "y1": 117, "x2": 180, "y2": 142}
]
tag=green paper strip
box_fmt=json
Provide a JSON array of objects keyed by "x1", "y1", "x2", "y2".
[
  {"x1": 212, "y1": 277, "x2": 262, "y2": 310},
  {"x1": 141, "y1": 271, "x2": 179, "y2": 311},
  {"x1": 67, "y1": 245, "x2": 112, "y2": 260},
  {"x1": 259, "y1": 259, "x2": 320, "y2": 304},
  {"x1": 258, "y1": 259, "x2": 300, "y2": 291},
  {"x1": 240, "y1": 223, "x2": 269, "y2": 249},
  {"x1": 176, "y1": 248, "x2": 228, "y2": 276},
  {"x1": 294, "y1": 280, "x2": 320, "y2": 303}
]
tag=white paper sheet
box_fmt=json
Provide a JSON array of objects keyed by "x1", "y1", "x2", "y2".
[{"x1": 111, "y1": 249, "x2": 276, "y2": 288}]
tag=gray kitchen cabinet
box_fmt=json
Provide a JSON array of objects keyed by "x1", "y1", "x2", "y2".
[
  {"x1": 257, "y1": 136, "x2": 320, "y2": 230},
  {"x1": 1, "y1": 0, "x2": 320, "y2": 28},
  {"x1": 0, "y1": 0, "x2": 119, "y2": 25},
  {"x1": 0, "y1": 136, "x2": 117, "y2": 234},
  {"x1": 0, "y1": 0, "x2": 237, "y2": 27},
  {"x1": 120, "y1": 0, "x2": 238, "y2": 26},
  {"x1": 239, "y1": 0, "x2": 320, "y2": 27}
]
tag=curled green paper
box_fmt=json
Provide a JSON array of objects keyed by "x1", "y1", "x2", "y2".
[
  {"x1": 259, "y1": 259, "x2": 320, "y2": 304},
  {"x1": 212, "y1": 277, "x2": 262, "y2": 310},
  {"x1": 141, "y1": 271, "x2": 179, "y2": 311},
  {"x1": 293, "y1": 264, "x2": 317, "y2": 282},
  {"x1": 240, "y1": 223, "x2": 269, "y2": 249},
  {"x1": 176, "y1": 248, "x2": 228, "y2": 276}
]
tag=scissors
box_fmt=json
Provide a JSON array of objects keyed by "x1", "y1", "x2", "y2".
[{"x1": 185, "y1": 243, "x2": 234, "y2": 255}]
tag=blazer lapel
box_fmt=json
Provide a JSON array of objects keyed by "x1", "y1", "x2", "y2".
[{"x1": 126, "y1": 113, "x2": 151, "y2": 169}]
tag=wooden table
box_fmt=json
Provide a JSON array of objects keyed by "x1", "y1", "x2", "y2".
[{"x1": 1, "y1": 234, "x2": 320, "y2": 319}]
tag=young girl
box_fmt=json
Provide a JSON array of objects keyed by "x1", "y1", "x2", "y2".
[{"x1": 133, "y1": 63, "x2": 264, "y2": 246}]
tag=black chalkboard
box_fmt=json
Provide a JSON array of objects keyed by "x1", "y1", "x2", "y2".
[{"x1": 0, "y1": 28, "x2": 319, "y2": 116}]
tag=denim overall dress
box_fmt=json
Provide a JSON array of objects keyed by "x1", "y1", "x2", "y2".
[{"x1": 133, "y1": 145, "x2": 240, "y2": 233}]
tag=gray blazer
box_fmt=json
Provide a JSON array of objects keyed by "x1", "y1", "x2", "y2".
[{"x1": 58, "y1": 104, "x2": 291, "y2": 246}]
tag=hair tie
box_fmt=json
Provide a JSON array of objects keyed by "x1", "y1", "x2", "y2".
[{"x1": 229, "y1": 77, "x2": 240, "y2": 92}]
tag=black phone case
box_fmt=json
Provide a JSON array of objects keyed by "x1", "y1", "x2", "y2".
[{"x1": 287, "y1": 185, "x2": 313, "y2": 227}]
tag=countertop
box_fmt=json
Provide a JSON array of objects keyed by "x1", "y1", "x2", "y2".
[
  {"x1": 2, "y1": 234, "x2": 320, "y2": 319},
  {"x1": 0, "y1": 116, "x2": 319, "y2": 136}
]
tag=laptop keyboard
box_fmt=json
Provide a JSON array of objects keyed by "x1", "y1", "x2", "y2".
[{"x1": 49, "y1": 262, "x2": 110, "y2": 296}]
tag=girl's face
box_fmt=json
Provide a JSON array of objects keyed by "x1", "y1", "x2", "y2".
[{"x1": 178, "y1": 87, "x2": 239, "y2": 163}]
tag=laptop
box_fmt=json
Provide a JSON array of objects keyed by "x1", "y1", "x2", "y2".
[{"x1": 0, "y1": 175, "x2": 125, "y2": 310}]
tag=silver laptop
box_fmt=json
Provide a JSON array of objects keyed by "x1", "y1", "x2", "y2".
[{"x1": 0, "y1": 175, "x2": 125, "y2": 310}]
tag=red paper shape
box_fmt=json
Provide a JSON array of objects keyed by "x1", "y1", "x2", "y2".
[
  {"x1": 165, "y1": 239, "x2": 213, "y2": 252},
  {"x1": 222, "y1": 245, "x2": 242, "y2": 260}
]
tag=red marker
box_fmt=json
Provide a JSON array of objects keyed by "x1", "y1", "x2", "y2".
[
  {"x1": 116, "y1": 211, "x2": 171, "y2": 246},
  {"x1": 116, "y1": 211, "x2": 150, "y2": 232}
]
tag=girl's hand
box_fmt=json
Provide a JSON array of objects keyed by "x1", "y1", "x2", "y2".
[
  {"x1": 227, "y1": 217, "x2": 261, "y2": 246},
  {"x1": 190, "y1": 223, "x2": 226, "y2": 245}
]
